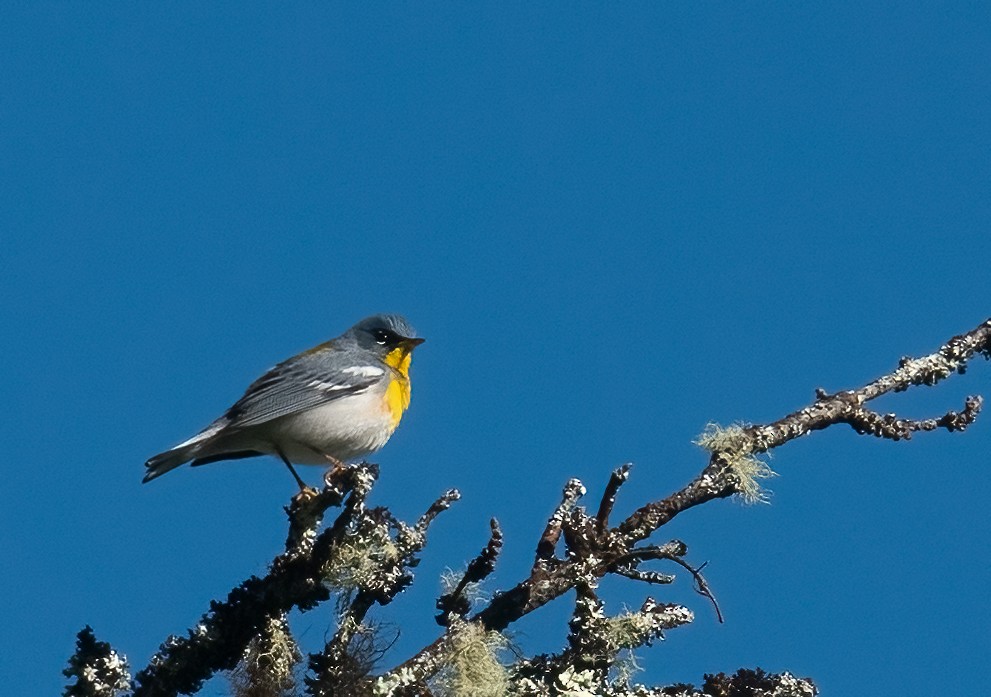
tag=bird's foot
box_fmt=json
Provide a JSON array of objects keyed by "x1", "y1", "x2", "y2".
[
  {"x1": 292, "y1": 485, "x2": 321, "y2": 503},
  {"x1": 322, "y1": 456, "x2": 350, "y2": 489}
]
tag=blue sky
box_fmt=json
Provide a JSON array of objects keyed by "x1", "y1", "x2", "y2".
[{"x1": 2, "y1": 4, "x2": 990, "y2": 695}]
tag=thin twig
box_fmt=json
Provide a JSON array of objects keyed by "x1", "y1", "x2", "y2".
[{"x1": 663, "y1": 556, "x2": 723, "y2": 624}]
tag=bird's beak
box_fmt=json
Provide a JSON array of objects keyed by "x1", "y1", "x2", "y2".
[{"x1": 399, "y1": 337, "x2": 425, "y2": 352}]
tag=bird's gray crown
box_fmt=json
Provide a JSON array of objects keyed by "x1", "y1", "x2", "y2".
[{"x1": 351, "y1": 314, "x2": 417, "y2": 339}]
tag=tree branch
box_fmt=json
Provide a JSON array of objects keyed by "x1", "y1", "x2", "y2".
[
  {"x1": 71, "y1": 317, "x2": 989, "y2": 696},
  {"x1": 436, "y1": 518, "x2": 503, "y2": 624},
  {"x1": 389, "y1": 317, "x2": 990, "y2": 686}
]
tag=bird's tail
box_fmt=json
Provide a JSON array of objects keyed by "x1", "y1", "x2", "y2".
[
  {"x1": 143, "y1": 445, "x2": 201, "y2": 483},
  {"x1": 143, "y1": 422, "x2": 225, "y2": 483}
]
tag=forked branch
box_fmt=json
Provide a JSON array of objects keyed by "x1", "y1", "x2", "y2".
[{"x1": 67, "y1": 318, "x2": 989, "y2": 696}]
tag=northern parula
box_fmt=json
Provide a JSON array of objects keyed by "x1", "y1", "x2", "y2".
[{"x1": 143, "y1": 314, "x2": 424, "y2": 488}]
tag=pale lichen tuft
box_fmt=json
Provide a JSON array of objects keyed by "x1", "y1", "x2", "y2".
[
  {"x1": 433, "y1": 619, "x2": 509, "y2": 697},
  {"x1": 228, "y1": 615, "x2": 301, "y2": 697},
  {"x1": 695, "y1": 423, "x2": 776, "y2": 504},
  {"x1": 322, "y1": 519, "x2": 400, "y2": 591},
  {"x1": 609, "y1": 649, "x2": 643, "y2": 688}
]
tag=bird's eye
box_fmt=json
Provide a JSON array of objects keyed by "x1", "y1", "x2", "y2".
[{"x1": 374, "y1": 329, "x2": 391, "y2": 345}]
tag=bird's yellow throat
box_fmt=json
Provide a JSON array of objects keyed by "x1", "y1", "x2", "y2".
[{"x1": 383, "y1": 347, "x2": 413, "y2": 427}]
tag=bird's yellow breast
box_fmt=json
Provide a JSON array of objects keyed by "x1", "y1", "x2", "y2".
[{"x1": 383, "y1": 348, "x2": 413, "y2": 428}]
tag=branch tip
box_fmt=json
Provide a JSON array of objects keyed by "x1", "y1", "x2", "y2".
[
  {"x1": 535, "y1": 478, "x2": 587, "y2": 562},
  {"x1": 436, "y1": 520, "x2": 504, "y2": 624},
  {"x1": 596, "y1": 463, "x2": 632, "y2": 531}
]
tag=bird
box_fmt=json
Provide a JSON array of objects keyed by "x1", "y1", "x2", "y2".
[{"x1": 143, "y1": 314, "x2": 424, "y2": 489}]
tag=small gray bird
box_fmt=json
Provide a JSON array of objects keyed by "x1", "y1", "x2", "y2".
[{"x1": 144, "y1": 314, "x2": 424, "y2": 488}]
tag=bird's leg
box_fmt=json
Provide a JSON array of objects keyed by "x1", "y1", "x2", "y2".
[
  {"x1": 275, "y1": 447, "x2": 313, "y2": 494},
  {"x1": 321, "y1": 453, "x2": 348, "y2": 488}
]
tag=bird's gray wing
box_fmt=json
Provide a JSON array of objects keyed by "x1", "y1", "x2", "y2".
[{"x1": 221, "y1": 348, "x2": 385, "y2": 429}]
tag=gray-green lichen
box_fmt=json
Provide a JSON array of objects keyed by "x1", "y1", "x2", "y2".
[
  {"x1": 695, "y1": 423, "x2": 776, "y2": 504},
  {"x1": 321, "y1": 518, "x2": 401, "y2": 592},
  {"x1": 228, "y1": 614, "x2": 301, "y2": 697},
  {"x1": 432, "y1": 619, "x2": 510, "y2": 697}
]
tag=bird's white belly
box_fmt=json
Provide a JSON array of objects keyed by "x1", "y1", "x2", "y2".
[{"x1": 264, "y1": 390, "x2": 396, "y2": 465}]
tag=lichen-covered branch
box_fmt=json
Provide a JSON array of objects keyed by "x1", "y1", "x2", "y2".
[
  {"x1": 621, "y1": 317, "x2": 991, "y2": 540},
  {"x1": 665, "y1": 669, "x2": 818, "y2": 697},
  {"x1": 386, "y1": 317, "x2": 989, "y2": 690},
  {"x1": 228, "y1": 615, "x2": 301, "y2": 697},
  {"x1": 129, "y1": 468, "x2": 373, "y2": 696},
  {"x1": 748, "y1": 319, "x2": 991, "y2": 453},
  {"x1": 535, "y1": 478, "x2": 585, "y2": 562},
  {"x1": 66, "y1": 318, "x2": 989, "y2": 696},
  {"x1": 63, "y1": 626, "x2": 131, "y2": 697},
  {"x1": 596, "y1": 463, "x2": 632, "y2": 532},
  {"x1": 306, "y1": 493, "x2": 456, "y2": 695},
  {"x1": 436, "y1": 518, "x2": 503, "y2": 624}
]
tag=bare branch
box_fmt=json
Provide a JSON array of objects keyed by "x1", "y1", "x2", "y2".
[{"x1": 662, "y1": 556, "x2": 723, "y2": 624}]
